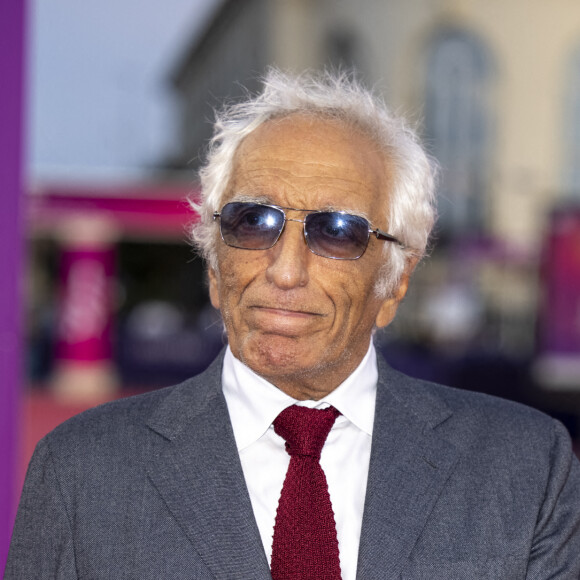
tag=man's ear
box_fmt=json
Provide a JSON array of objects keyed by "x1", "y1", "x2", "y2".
[
  {"x1": 208, "y1": 267, "x2": 220, "y2": 310},
  {"x1": 375, "y1": 258, "x2": 417, "y2": 329}
]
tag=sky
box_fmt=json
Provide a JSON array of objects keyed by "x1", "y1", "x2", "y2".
[{"x1": 28, "y1": 0, "x2": 219, "y2": 183}]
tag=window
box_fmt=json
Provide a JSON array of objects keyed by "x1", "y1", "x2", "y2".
[
  {"x1": 564, "y1": 47, "x2": 580, "y2": 196},
  {"x1": 425, "y1": 30, "x2": 492, "y2": 235}
]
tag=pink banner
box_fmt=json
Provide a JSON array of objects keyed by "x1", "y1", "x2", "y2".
[
  {"x1": 538, "y1": 209, "x2": 580, "y2": 355},
  {"x1": 55, "y1": 248, "x2": 116, "y2": 362}
]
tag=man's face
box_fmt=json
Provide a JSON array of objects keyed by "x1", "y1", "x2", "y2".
[{"x1": 208, "y1": 115, "x2": 410, "y2": 399}]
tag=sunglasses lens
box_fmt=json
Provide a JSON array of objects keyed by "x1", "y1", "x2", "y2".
[
  {"x1": 305, "y1": 212, "x2": 370, "y2": 259},
  {"x1": 219, "y1": 203, "x2": 284, "y2": 249}
]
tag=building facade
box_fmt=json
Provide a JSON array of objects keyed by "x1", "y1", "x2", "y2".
[{"x1": 170, "y1": 0, "x2": 580, "y2": 393}]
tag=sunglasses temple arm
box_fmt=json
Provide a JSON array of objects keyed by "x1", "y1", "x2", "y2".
[{"x1": 373, "y1": 229, "x2": 406, "y2": 249}]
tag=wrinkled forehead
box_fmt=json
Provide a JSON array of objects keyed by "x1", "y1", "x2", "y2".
[{"x1": 225, "y1": 114, "x2": 394, "y2": 213}]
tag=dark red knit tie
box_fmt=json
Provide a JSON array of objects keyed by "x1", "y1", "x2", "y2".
[{"x1": 271, "y1": 405, "x2": 342, "y2": 580}]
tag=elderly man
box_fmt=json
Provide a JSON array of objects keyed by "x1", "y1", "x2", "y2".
[{"x1": 6, "y1": 70, "x2": 580, "y2": 579}]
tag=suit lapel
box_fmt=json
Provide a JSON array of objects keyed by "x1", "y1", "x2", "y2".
[
  {"x1": 145, "y1": 356, "x2": 272, "y2": 580},
  {"x1": 356, "y1": 357, "x2": 460, "y2": 580}
]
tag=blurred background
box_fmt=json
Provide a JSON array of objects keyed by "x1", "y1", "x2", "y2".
[{"x1": 3, "y1": 0, "x2": 580, "y2": 568}]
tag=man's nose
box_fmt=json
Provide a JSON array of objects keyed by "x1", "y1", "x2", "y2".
[{"x1": 265, "y1": 220, "x2": 310, "y2": 289}]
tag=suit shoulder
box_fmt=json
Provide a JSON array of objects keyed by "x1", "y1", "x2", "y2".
[
  {"x1": 38, "y1": 385, "x2": 163, "y2": 455},
  {"x1": 426, "y1": 380, "x2": 554, "y2": 432},
  {"x1": 41, "y1": 358, "x2": 223, "y2": 454},
  {"x1": 380, "y1": 360, "x2": 564, "y2": 450},
  {"x1": 423, "y1": 376, "x2": 543, "y2": 412}
]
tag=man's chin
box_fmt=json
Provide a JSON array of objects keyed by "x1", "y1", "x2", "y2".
[{"x1": 236, "y1": 336, "x2": 321, "y2": 383}]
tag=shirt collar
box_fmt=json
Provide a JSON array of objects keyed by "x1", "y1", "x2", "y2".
[{"x1": 222, "y1": 342, "x2": 378, "y2": 451}]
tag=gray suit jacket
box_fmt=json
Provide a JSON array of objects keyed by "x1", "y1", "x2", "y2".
[{"x1": 5, "y1": 352, "x2": 580, "y2": 579}]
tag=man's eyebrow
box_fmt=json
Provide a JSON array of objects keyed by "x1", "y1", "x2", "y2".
[
  {"x1": 328, "y1": 206, "x2": 370, "y2": 220},
  {"x1": 225, "y1": 193, "x2": 372, "y2": 221},
  {"x1": 316, "y1": 204, "x2": 372, "y2": 221},
  {"x1": 228, "y1": 192, "x2": 272, "y2": 204}
]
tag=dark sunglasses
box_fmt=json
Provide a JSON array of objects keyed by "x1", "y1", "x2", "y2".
[{"x1": 213, "y1": 202, "x2": 403, "y2": 260}]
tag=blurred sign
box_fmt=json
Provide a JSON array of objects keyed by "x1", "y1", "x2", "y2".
[
  {"x1": 535, "y1": 207, "x2": 580, "y2": 389},
  {"x1": 56, "y1": 248, "x2": 115, "y2": 362}
]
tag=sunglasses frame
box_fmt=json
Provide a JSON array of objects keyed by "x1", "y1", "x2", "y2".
[{"x1": 213, "y1": 202, "x2": 404, "y2": 260}]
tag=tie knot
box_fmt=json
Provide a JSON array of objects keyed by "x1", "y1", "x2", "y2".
[{"x1": 273, "y1": 405, "x2": 340, "y2": 458}]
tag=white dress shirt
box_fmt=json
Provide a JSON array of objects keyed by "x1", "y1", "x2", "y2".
[{"x1": 221, "y1": 342, "x2": 378, "y2": 580}]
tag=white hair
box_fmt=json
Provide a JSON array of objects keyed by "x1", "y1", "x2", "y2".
[{"x1": 190, "y1": 68, "x2": 437, "y2": 297}]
